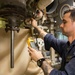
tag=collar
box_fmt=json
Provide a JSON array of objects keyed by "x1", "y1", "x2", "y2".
[
  {"x1": 62, "y1": 40, "x2": 75, "y2": 51},
  {"x1": 68, "y1": 40, "x2": 75, "y2": 47}
]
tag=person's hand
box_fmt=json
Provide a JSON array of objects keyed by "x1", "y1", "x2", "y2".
[
  {"x1": 28, "y1": 46, "x2": 44, "y2": 62},
  {"x1": 31, "y1": 18, "x2": 38, "y2": 28},
  {"x1": 31, "y1": 10, "x2": 43, "y2": 27}
]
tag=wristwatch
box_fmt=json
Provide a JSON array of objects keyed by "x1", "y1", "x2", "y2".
[{"x1": 37, "y1": 58, "x2": 45, "y2": 67}]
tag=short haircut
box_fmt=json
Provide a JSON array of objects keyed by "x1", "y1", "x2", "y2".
[{"x1": 64, "y1": 8, "x2": 75, "y2": 21}]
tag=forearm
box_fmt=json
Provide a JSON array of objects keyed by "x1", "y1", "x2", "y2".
[
  {"x1": 41, "y1": 60, "x2": 53, "y2": 75},
  {"x1": 35, "y1": 26, "x2": 47, "y2": 39}
]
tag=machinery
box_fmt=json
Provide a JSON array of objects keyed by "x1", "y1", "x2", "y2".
[
  {"x1": 0, "y1": 0, "x2": 54, "y2": 68},
  {"x1": 0, "y1": 0, "x2": 74, "y2": 68}
]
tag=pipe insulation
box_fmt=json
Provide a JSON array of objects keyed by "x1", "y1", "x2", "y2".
[{"x1": 37, "y1": 0, "x2": 54, "y2": 10}]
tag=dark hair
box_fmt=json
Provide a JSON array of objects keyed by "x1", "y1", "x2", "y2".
[{"x1": 64, "y1": 8, "x2": 75, "y2": 21}]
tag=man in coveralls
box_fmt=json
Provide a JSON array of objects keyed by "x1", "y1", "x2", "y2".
[{"x1": 28, "y1": 9, "x2": 75, "y2": 75}]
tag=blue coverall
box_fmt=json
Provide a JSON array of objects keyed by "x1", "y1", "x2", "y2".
[{"x1": 44, "y1": 34, "x2": 75, "y2": 75}]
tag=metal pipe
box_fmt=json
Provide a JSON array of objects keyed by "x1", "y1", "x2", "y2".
[
  {"x1": 37, "y1": 0, "x2": 54, "y2": 10},
  {"x1": 10, "y1": 30, "x2": 14, "y2": 68}
]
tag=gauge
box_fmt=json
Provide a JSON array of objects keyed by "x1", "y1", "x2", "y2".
[{"x1": 60, "y1": 4, "x2": 70, "y2": 20}]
